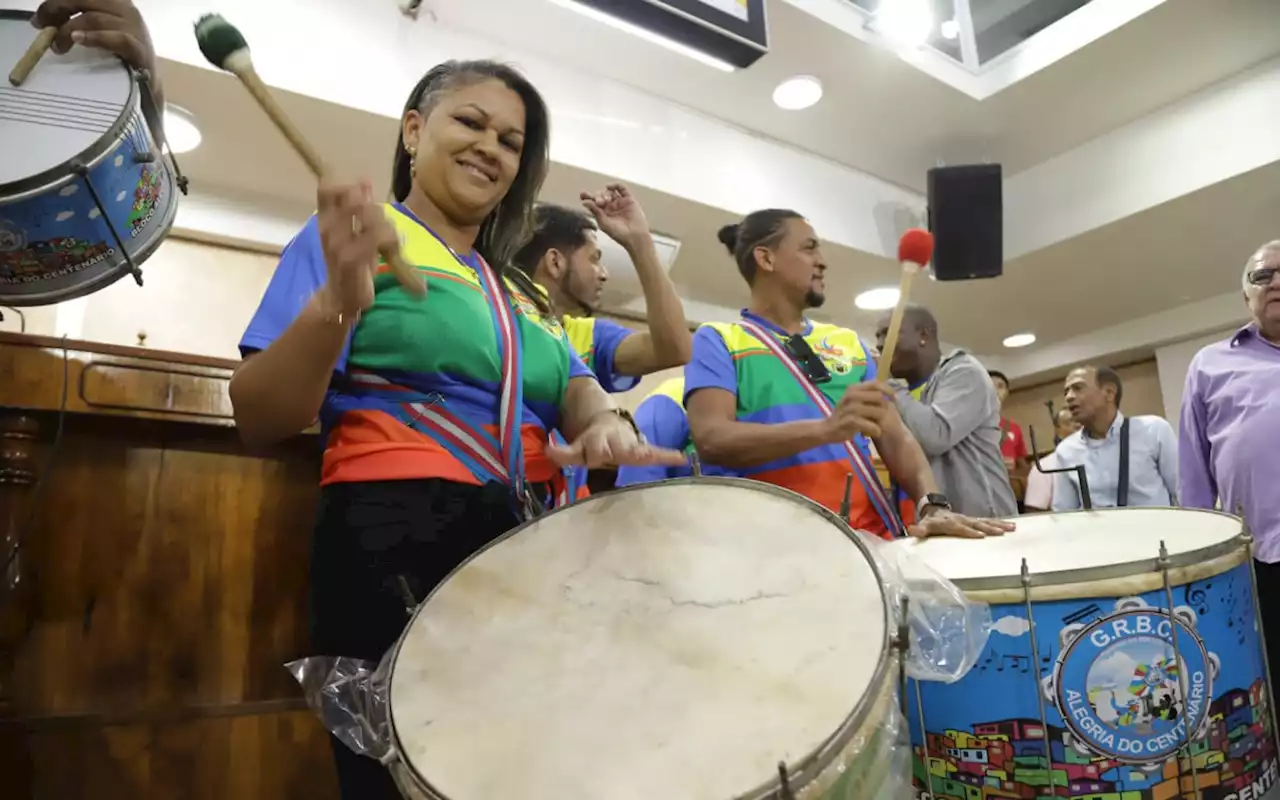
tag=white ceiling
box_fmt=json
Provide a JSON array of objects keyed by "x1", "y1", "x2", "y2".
[
  {"x1": 160, "y1": 53, "x2": 1270, "y2": 362},
  {"x1": 429, "y1": 0, "x2": 1280, "y2": 190},
  {"x1": 111, "y1": 0, "x2": 1280, "y2": 386}
]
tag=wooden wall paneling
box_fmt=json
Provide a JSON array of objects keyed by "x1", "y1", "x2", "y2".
[{"x1": 0, "y1": 333, "x2": 339, "y2": 798}]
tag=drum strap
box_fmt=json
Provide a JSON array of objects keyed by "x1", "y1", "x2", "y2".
[
  {"x1": 1116, "y1": 416, "x2": 1131, "y2": 508},
  {"x1": 738, "y1": 320, "x2": 905, "y2": 538},
  {"x1": 346, "y1": 250, "x2": 542, "y2": 519}
]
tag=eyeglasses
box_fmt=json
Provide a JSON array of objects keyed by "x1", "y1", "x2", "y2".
[
  {"x1": 785, "y1": 334, "x2": 831, "y2": 384},
  {"x1": 1247, "y1": 267, "x2": 1278, "y2": 287}
]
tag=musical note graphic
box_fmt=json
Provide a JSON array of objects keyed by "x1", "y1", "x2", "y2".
[
  {"x1": 1001, "y1": 654, "x2": 1031, "y2": 674},
  {"x1": 1062, "y1": 603, "x2": 1103, "y2": 627}
]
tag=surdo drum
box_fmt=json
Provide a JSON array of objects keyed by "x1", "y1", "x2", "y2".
[
  {"x1": 382, "y1": 479, "x2": 908, "y2": 800},
  {"x1": 900, "y1": 508, "x2": 1280, "y2": 800},
  {"x1": 0, "y1": 10, "x2": 185, "y2": 306}
]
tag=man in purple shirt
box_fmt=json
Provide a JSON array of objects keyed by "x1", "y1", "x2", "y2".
[{"x1": 1180, "y1": 239, "x2": 1280, "y2": 681}]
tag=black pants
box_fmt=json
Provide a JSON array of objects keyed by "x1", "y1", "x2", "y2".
[
  {"x1": 309, "y1": 479, "x2": 524, "y2": 799},
  {"x1": 1256, "y1": 559, "x2": 1280, "y2": 695}
]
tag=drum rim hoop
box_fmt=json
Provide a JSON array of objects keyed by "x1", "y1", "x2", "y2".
[
  {"x1": 940, "y1": 506, "x2": 1247, "y2": 592},
  {"x1": 0, "y1": 9, "x2": 138, "y2": 198},
  {"x1": 384, "y1": 475, "x2": 896, "y2": 800}
]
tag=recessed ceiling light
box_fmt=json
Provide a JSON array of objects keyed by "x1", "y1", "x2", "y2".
[
  {"x1": 772, "y1": 75, "x2": 823, "y2": 110},
  {"x1": 163, "y1": 105, "x2": 202, "y2": 154},
  {"x1": 855, "y1": 287, "x2": 900, "y2": 311},
  {"x1": 876, "y1": 0, "x2": 934, "y2": 48},
  {"x1": 940, "y1": 19, "x2": 959, "y2": 40},
  {"x1": 1003, "y1": 332, "x2": 1037, "y2": 348}
]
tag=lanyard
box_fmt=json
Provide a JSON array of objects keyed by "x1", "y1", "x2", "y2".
[
  {"x1": 387, "y1": 203, "x2": 540, "y2": 518},
  {"x1": 738, "y1": 320, "x2": 905, "y2": 538}
]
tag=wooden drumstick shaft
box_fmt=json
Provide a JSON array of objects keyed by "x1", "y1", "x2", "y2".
[
  {"x1": 227, "y1": 58, "x2": 328, "y2": 178},
  {"x1": 221, "y1": 53, "x2": 421, "y2": 294},
  {"x1": 875, "y1": 262, "x2": 923, "y2": 379},
  {"x1": 9, "y1": 26, "x2": 58, "y2": 87}
]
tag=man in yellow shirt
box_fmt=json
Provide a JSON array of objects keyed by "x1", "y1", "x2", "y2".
[{"x1": 513, "y1": 185, "x2": 691, "y2": 391}]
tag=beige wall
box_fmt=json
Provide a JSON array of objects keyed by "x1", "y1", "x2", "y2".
[
  {"x1": 0, "y1": 237, "x2": 276, "y2": 360},
  {"x1": 1002, "y1": 359, "x2": 1166, "y2": 453}
]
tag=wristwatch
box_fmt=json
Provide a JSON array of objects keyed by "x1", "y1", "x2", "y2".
[
  {"x1": 605, "y1": 408, "x2": 646, "y2": 444},
  {"x1": 917, "y1": 493, "x2": 952, "y2": 519}
]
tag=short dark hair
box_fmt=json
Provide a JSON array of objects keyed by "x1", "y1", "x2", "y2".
[
  {"x1": 512, "y1": 204, "x2": 597, "y2": 273},
  {"x1": 1078, "y1": 365, "x2": 1124, "y2": 407},
  {"x1": 902, "y1": 304, "x2": 938, "y2": 337},
  {"x1": 988, "y1": 370, "x2": 1010, "y2": 387},
  {"x1": 717, "y1": 209, "x2": 803, "y2": 284}
]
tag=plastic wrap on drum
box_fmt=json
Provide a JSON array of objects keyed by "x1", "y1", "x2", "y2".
[
  {"x1": 286, "y1": 652, "x2": 397, "y2": 763},
  {"x1": 797, "y1": 687, "x2": 913, "y2": 799},
  {"x1": 857, "y1": 530, "x2": 991, "y2": 683}
]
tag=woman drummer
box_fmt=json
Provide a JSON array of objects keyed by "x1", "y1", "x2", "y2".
[{"x1": 230, "y1": 60, "x2": 683, "y2": 798}]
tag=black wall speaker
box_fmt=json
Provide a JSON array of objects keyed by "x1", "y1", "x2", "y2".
[{"x1": 926, "y1": 164, "x2": 1003, "y2": 281}]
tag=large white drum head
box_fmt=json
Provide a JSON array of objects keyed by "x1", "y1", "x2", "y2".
[
  {"x1": 390, "y1": 480, "x2": 888, "y2": 800},
  {"x1": 0, "y1": 12, "x2": 131, "y2": 186},
  {"x1": 899, "y1": 507, "x2": 1243, "y2": 584}
]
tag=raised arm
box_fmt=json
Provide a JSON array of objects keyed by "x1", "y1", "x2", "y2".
[
  {"x1": 231, "y1": 181, "x2": 401, "y2": 448},
  {"x1": 1178, "y1": 356, "x2": 1218, "y2": 509},
  {"x1": 584, "y1": 185, "x2": 691, "y2": 376}
]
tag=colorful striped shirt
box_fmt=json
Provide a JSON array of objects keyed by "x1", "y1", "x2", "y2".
[
  {"x1": 239, "y1": 203, "x2": 592, "y2": 488},
  {"x1": 616, "y1": 377, "x2": 693, "y2": 486},
  {"x1": 685, "y1": 311, "x2": 911, "y2": 537},
  {"x1": 563, "y1": 317, "x2": 639, "y2": 394}
]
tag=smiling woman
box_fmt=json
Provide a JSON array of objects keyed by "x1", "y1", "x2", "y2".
[{"x1": 227, "y1": 59, "x2": 684, "y2": 799}]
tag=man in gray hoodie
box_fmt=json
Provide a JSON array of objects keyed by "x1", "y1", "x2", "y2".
[{"x1": 874, "y1": 306, "x2": 1018, "y2": 518}]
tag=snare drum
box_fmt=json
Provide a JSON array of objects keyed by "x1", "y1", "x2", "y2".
[
  {"x1": 900, "y1": 509, "x2": 1280, "y2": 800},
  {"x1": 384, "y1": 478, "x2": 905, "y2": 800},
  {"x1": 0, "y1": 10, "x2": 183, "y2": 306}
]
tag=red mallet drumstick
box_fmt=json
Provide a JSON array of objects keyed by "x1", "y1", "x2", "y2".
[{"x1": 876, "y1": 228, "x2": 935, "y2": 378}]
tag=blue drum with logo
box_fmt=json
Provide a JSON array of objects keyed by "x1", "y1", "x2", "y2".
[
  {"x1": 0, "y1": 10, "x2": 185, "y2": 307},
  {"x1": 900, "y1": 508, "x2": 1279, "y2": 800}
]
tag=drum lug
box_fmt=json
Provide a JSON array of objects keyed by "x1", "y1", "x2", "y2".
[
  {"x1": 776, "y1": 761, "x2": 796, "y2": 800},
  {"x1": 134, "y1": 68, "x2": 192, "y2": 197}
]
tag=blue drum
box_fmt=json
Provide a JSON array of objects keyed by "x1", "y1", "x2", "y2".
[
  {"x1": 901, "y1": 508, "x2": 1279, "y2": 800},
  {"x1": 0, "y1": 9, "x2": 186, "y2": 306}
]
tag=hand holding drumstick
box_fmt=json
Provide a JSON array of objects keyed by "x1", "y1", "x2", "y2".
[{"x1": 193, "y1": 13, "x2": 424, "y2": 298}]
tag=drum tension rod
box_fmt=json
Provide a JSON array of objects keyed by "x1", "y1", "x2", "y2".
[
  {"x1": 71, "y1": 161, "x2": 144, "y2": 287},
  {"x1": 776, "y1": 761, "x2": 796, "y2": 800},
  {"x1": 135, "y1": 69, "x2": 191, "y2": 196}
]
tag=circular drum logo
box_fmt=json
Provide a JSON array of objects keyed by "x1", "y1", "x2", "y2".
[{"x1": 1049, "y1": 603, "x2": 1218, "y2": 764}]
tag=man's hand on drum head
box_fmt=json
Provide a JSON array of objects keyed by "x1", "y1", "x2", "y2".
[
  {"x1": 316, "y1": 178, "x2": 402, "y2": 318},
  {"x1": 34, "y1": 0, "x2": 155, "y2": 74},
  {"x1": 823, "y1": 383, "x2": 889, "y2": 442},
  {"x1": 548, "y1": 413, "x2": 688, "y2": 470},
  {"x1": 908, "y1": 510, "x2": 1016, "y2": 540}
]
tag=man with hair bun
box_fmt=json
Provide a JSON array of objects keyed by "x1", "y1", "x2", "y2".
[{"x1": 683, "y1": 209, "x2": 1014, "y2": 541}]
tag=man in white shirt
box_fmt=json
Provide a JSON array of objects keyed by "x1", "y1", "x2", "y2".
[
  {"x1": 1024, "y1": 408, "x2": 1080, "y2": 512},
  {"x1": 1051, "y1": 366, "x2": 1178, "y2": 511}
]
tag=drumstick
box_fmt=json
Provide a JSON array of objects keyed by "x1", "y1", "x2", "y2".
[
  {"x1": 192, "y1": 14, "x2": 424, "y2": 297},
  {"x1": 876, "y1": 229, "x2": 935, "y2": 378},
  {"x1": 8, "y1": 26, "x2": 57, "y2": 87}
]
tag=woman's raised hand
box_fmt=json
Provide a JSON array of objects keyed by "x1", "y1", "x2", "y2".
[{"x1": 316, "y1": 178, "x2": 424, "y2": 317}]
